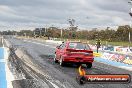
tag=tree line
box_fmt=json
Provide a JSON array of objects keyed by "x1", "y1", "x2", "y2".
[{"x1": 0, "y1": 25, "x2": 132, "y2": 42}]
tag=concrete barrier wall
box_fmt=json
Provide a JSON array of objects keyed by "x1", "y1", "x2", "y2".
[
  {"x1": 45, "y1": 40, "x2": 62, "y2": 44},
  {"x1": 90, "y1": 45, "x2": 132, "y2": 54},
  {"x1": 99, "y1": 51, "x2": 132, "y2": 65}
]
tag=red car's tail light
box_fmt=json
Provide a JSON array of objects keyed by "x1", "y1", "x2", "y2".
[
  {"x1": 89, "y1": 53, "x2": 93, "y2": 56},
  {"x1": 66, "y1": 51, "x2": 71, "y2": 55},
  {"x1": 84, "y1": 53, "x2": 93, "y2": 56}
]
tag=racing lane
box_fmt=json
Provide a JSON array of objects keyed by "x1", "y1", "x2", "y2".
[{"x1": 6, "y1": 36, "x2": 132, "y2": 88}]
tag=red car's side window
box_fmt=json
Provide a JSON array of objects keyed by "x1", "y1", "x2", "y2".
[{"x1": 59, "y1": 43, "x2": 66, "y2": 50}]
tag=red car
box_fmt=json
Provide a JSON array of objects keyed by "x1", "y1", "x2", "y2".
[{"x1": 54, "y1": 41, "x2": 94, "y2": 68}]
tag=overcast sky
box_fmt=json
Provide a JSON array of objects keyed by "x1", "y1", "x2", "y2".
[{"x1": 0, "y1": 0, "x2": 131, "y2": 30}]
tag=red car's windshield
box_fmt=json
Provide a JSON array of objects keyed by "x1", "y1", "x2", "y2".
[{"x1": 68, "y1": 43, "x2": 91, "y2": 50}]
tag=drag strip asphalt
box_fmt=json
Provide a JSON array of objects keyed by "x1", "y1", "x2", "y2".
[{"x1": 6, "y1": 37, "x2": 132, "y2": 88}]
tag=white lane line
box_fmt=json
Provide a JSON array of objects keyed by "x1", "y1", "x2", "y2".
[
  {"x1": 5, "y1": 47, "x2": 14, "y2": 88},
  {"x1": 24, "y1": 40, "x2": 56, "y2": 49},
  {"x1": 2, "y1": 36, "x2": 4, "y2": 47},
  {"x1": 0, "y1": 59, "x2": 5, "y2": 62},
  {"x1": 45, "y1": 45, "x2": 49, "y2": 46},
  {"x1": 119, "y1": 66, "x2": 132, "y2": 71}
]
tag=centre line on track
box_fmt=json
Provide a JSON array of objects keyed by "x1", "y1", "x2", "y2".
[{"x1": 23, "y1": 40, "x2": 56, "y2": 49}]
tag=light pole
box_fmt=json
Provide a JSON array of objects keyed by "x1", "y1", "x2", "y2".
[
  {"x1": 128, "y1": 0, "x2": 132, "y2": 43},
  {"x1": 39, "y1": 28, "x2": 42, "y2": 38},
  {"x1": 61, "y1": 29, "x2": 63, "y2": 38}
]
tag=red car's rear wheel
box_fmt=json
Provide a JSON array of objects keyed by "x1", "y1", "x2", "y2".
[{"x1": 86, "y1": 63, "x2": 92, "y2": 68}]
